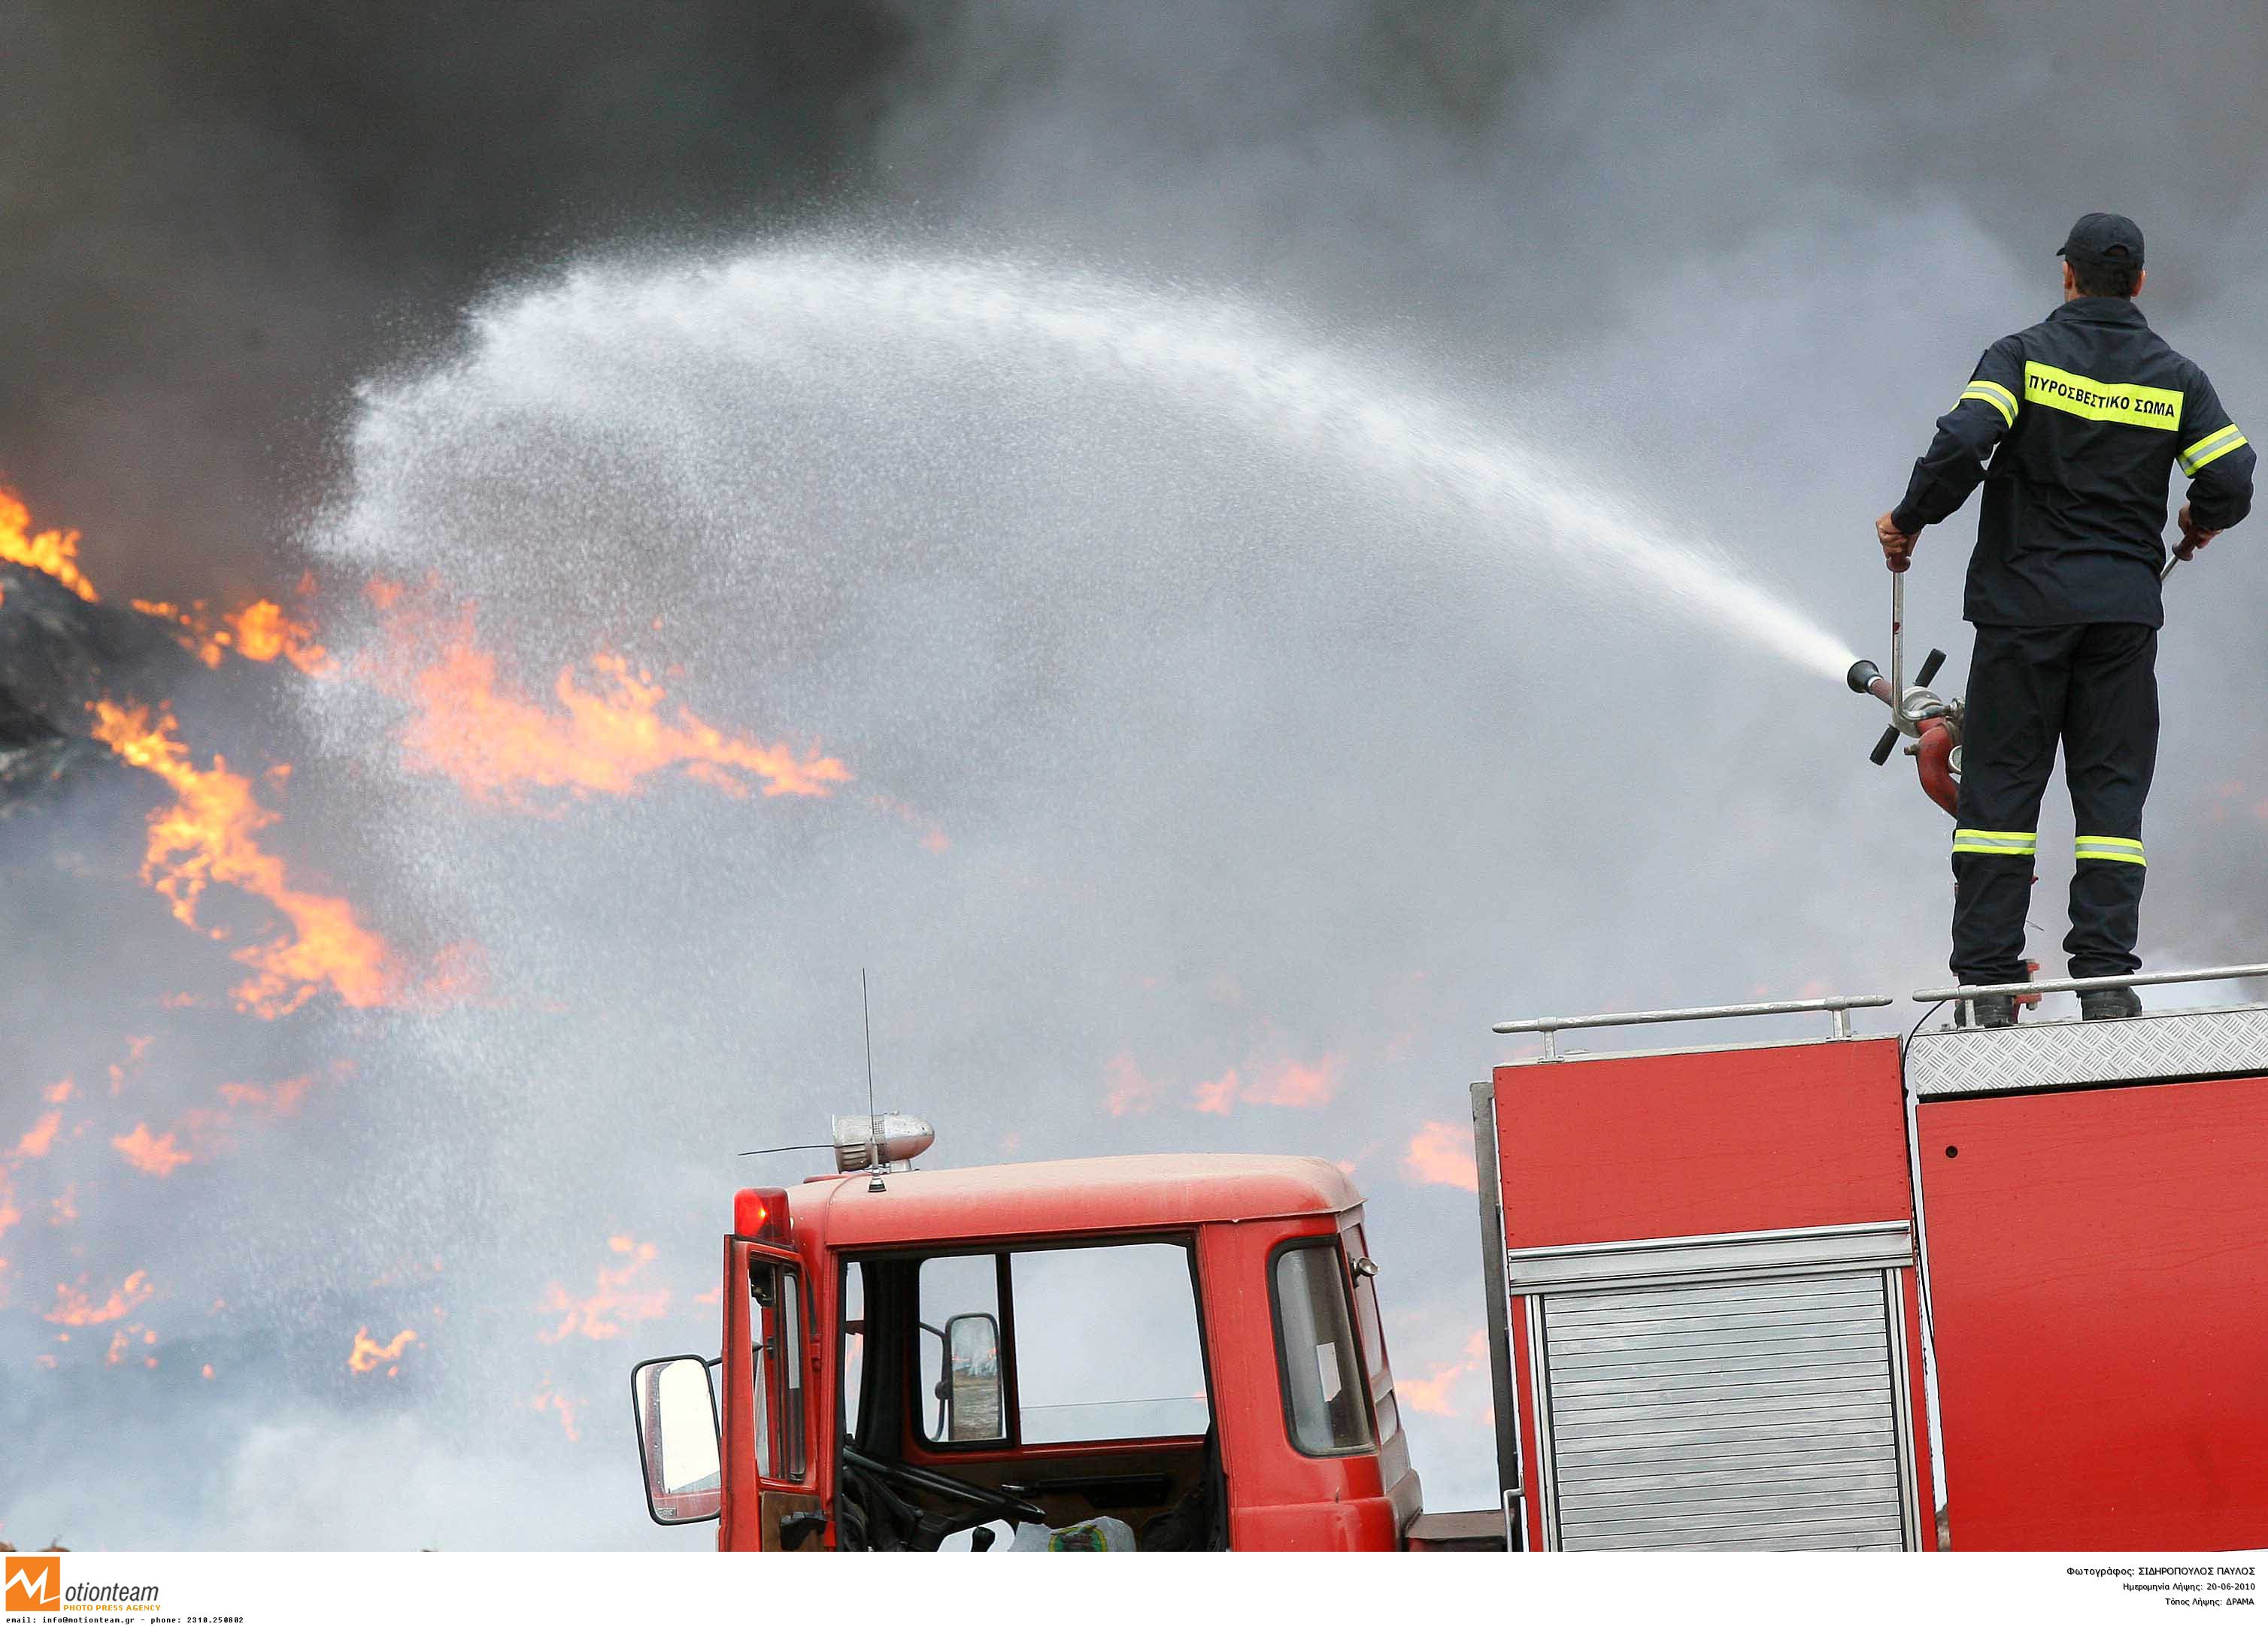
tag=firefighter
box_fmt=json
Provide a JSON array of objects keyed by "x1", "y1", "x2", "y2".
[{"x1": 1875, "y1": 213, "x2": 2254, "y2": 1026}]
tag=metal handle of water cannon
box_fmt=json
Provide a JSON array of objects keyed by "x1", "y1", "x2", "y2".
[{"x1": 1869, "y1": 646, "x2": 1946, "y2": 765}]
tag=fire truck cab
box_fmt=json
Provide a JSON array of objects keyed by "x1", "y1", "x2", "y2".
[{"x1": 630, "y1": 1148, "x2": 1450, "y2": 1550}]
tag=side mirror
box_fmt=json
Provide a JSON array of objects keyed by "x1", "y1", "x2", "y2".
[
  {"x1": 630, "y1": 1354, "x2": 723, "y2": 1525},
  {"x1": 943, "y1": 1312, "x2": 1005, "y2": 1442}
]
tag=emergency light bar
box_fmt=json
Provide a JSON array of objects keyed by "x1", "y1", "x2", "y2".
[{"x1": 830, "y1": 1113, "x2": 935, "y2": 1172}]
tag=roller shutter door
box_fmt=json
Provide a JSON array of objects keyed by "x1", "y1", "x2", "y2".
[{"x1": 1539, "y1": 1272, "x2": 1909, "y2": 1550}]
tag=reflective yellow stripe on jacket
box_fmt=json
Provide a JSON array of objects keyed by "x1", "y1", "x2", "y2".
[
  {"x1": 2022, "y1": 362, "x2": 2183, "y2": 430},
  {"x1": 2074, "y1": 835, "x2": 2146, "y2": 865},
  {"x1": 1958, "y1": 378, "x2": 2018, "y2": 427},
  {"x1": 1951, "y1": 829, "x2": 2038, "y2": 857},
  {"x1": 2179, "y1": 424, "x2": 2249, "y2": 475}
]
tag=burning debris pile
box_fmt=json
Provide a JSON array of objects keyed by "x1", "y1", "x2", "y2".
[
  {"x1": 0, "y1": 477, "x2": 870, "y2": 1515},
  {"x1": 0, "y1": 495, "x2": 202, "y2": 810}
]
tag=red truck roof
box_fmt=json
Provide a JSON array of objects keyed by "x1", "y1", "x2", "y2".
[{"x1": 795, "y1": 1152, "x2": 1359, "y2": 1247}]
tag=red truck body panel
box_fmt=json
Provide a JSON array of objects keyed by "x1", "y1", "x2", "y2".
[
  {"x1": 1493, "y1": 1036, "x2": 1935, "y2": 1551},
  {"x1": 1918, "y1": 1073, "x2": 2268, "y2": 1550},
  {"x1": 1496, "y1": 1037, "x2": 1914, "y2": 1249}
]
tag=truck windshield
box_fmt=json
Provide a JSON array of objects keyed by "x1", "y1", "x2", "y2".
[{"x1": 1272, "y1": 1241, "x2": 1375, "y2": 1456}]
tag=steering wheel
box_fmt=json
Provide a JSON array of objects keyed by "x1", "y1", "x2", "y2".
[{"x1": 841, "y1": 1446, "x2": 1047, "y2": 1550}]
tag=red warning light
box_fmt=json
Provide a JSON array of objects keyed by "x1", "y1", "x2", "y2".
[{"x1": 734, "y1": 1186, "x2": 790, "y2": 1243}]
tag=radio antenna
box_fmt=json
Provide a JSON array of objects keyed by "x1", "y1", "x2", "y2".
[{"x1": 862, "y1": 968, "x2": 884, "y2": 1192}]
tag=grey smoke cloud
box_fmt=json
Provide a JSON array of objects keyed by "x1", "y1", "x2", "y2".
[{"x1": 5, "y1": 0, "x2": 2267, "y2": 1550}]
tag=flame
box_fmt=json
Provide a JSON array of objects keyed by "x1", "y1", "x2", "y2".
[
  {"x1": 347, "y1": 1326, "x2": 417, "y2": 1375},
  {"x1": 217, "y1": 1074, "x2": 312, "y2": 1115},
  {"x1": 131, "y1": 598, "x2": 330, "y2": 674},
  {"x1": 1103, "y1": 1053, "x2": 1161, "y2": 1117},
  {"x1": 45, "y1": 1270, "x2": 153, "y2": 1326},
  {"x1": 112, "y1": 1071, "x2": 326, "y2": 1178},
  {"x1": 111, "y1": 1123, "x2": 192, "y2": 1177},
  {"x1": 1190, "y1": 1070, "x2": 1239, "y2": 1116},
  {"x1": 1108, "y1": 1052, "x2": 1341, "y2": 1117},
  {"x1": 89, "y1": 701, "x2": 396, "y2": 1016},
  {"x1": 537, "y1": 1235, "x2": 669, "y2": 1342},
  {"x1": 15, "y1": 1111, "x2": 62, "y2": 1162},
  {"x1": 0, "y1": 488, "x2": 99, "y2": 601},
  {"x1": 1403, "y1": 1121, "x2": 1479, "y2": 1192},
  {"x1": 1398, "y1": 1331, "x2": 1490, "y2": 1417},
  {"x1": 1192, "y1": 1057, "x2": 1341, "y2": 1113},
  {"x1": 370, "y1": 592, "x2": 850, "y2": 809},
  {"x1": 530, "y1": 1383, "x2": 584, "y2": 1442}
]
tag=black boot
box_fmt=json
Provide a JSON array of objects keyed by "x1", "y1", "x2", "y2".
[
  {"x1": 2079, "y1": 986, "x2": 2142, "y2": 1021},
  {"x1": 1967, "y1": 993, "x2": 2018, "y2": 1029}
]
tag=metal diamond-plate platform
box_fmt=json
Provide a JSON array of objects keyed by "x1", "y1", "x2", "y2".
[{"x1": 1906, "y1": 1001, "x2": 2268, "y2": 1098}]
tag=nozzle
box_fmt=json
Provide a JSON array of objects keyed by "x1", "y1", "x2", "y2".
[{"x1": 1846, "y1": 658, "x2": 1882, "y2": 695}]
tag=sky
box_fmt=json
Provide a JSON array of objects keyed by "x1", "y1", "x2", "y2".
[{"x1": 5, "y1": 0, "x2": 2268, "y2": 1549}]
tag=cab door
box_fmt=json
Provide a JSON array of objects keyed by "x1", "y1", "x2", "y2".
[{"x1": 721, "y1": 1238, "x2": 825, "y2": 1550}]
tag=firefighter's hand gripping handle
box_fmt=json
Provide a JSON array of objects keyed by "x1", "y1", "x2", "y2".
[{"x1": 1875, "y1": 511, "x2": 1917, "y2": 573}]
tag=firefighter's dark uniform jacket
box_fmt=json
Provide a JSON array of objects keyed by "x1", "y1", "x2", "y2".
[{"x1": 1891, "y1": 295, "x2": 2254, "y2": 985}]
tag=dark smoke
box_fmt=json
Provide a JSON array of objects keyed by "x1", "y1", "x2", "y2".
[{"x1": 0, "y1": 0, "x2": 905, "y2": 601}]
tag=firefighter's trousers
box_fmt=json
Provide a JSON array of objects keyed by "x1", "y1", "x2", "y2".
[{"x1": 1950, "y1": 621, "x2": 2157, "y2": 986}]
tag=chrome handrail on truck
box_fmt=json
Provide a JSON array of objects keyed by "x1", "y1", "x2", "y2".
[
  {"x1": 1910, "y1": 962, "x2": 2268, "y2": 1002},
  {"x1": 1491, "y1": 994, "x2": 1895, "y2": 1059}
]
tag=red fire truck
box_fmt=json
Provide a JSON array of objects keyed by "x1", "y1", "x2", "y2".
[{"x1": 628, "y1": 964, "x2": 2268, "y2": 1551}]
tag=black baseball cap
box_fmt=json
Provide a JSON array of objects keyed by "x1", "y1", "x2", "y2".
[{"x1": 2058, "y1": 212, "x2": 2144, "y2": 269}]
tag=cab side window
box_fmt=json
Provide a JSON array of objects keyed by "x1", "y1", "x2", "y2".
[
  {"x1": 1272, "y1": 1241, "x2": 1375, "y2": 1456},
  {"x1": 914, "y1": 1241, "x2": 1211, "y2": 1447},
  {"x1": 1012, "y1": 1242, "x2": 1208, "y2": 1444},
  {"x1": 917, "y1": 1253, "x2": 1005, "y2": 1443},
  {"x1": 750, "y1": 1256, "x2": 807, "y2": 1480},
  {"x1": 1344, "y1": 1223, "x2": 1400, "y2": 1445}
]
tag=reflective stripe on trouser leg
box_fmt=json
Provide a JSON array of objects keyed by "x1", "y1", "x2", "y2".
[
  {"x1": 1951, "y1": 625, "x2": 2075, "y2": 986},
  {"x1": 2061, "y1": 623, "x2": 2157, "y2": 980},
  {"x1": 1951, "y1": 829, "x2": 2038, "y2": 856}
]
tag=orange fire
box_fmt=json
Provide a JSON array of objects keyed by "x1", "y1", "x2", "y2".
[
  {"x1": 1111, "y1": 1053, "x2": 1344, "y2": 1118},
  {"x1": 0, "y1": 487, "x2": 99, "y2": 602},
  {"x1": 370, "y1": 592, "x2": 850, "y2": 809},
  {"x1": 111, "y1": 1124, "x2": 193, "y2": 1178},
  {"x1": 217, "y1": 1074, "x2": 313, "y2": 1115},
  {"x1": 1399, "y1": 1330, "x2": 1490, "y2": 1417},
  {"x1": 45, "y1": 1270, "x2": 153, "y2": 1326},
  {"x1": 530, "y1": 1382, "x2": 584, "y2": 1442},
  {"x1": 131, "y1": 598, "x2": 331, "y2": 675},
  {"x1": 538, "y1": 1235, "x2": 670, "y2": 1342},
  {"x1": 1402, "y1": 1120, "x2": 1478, "y2": 1192},
  {"x1": 14, "y1": 1110, "x2": 62, "y2": 1162},
  {"x1": 111, "y1": 1071, "x2": 326, "y2": 1179},
  {"x1": 347, "y1": 1326, "x2": 417, "y2": 1376},
  {"x1": 89, "y1": 701, "x2": 396, "y2": 1016}
]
